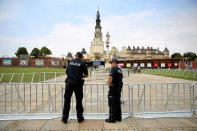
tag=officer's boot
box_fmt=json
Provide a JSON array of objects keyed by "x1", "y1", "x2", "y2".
[
  {"x1": 77, "y1": 114, "x2": 84, "y2": 123},
  {"x1": 62, "y1": 106, "x2": 69, "y2": 124},
  {"x1": 61, "y1": 115, "x2": 68, "y2": 124},
  {"x1": 105, "y1": 106, "x2": 115, "y2": 123}
]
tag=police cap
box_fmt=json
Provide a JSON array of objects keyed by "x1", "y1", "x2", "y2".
[
  {"x1": 75, "y1": 52, "x2": 83, "y2": 58},
  {"x1": 111, "y1": 59, "x2": 118, "y2": 64}
]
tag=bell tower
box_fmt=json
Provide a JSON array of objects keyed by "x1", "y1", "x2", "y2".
[
  {"x1": 95, "y1": 10, "x2": 102, "y2": 39},
  {"x1": 90, "y1": 10, "x2": 104, "y2": 60}
]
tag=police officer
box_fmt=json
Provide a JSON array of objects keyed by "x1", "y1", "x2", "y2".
[
  {"x1": 62, "y1": 52, "x2": 88, "y2": 124},
  {"x1": 105, "y1": 59, "x2": 123, "y2": 123}
]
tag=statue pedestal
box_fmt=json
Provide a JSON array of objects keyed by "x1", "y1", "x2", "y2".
[{"x1": 105, "y1": 59, "x2": 111, "y2": 69}]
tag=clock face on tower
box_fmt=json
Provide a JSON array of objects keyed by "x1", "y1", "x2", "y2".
[{"x1": 95, "y1": 32, "x2": 101, "y2": 38}]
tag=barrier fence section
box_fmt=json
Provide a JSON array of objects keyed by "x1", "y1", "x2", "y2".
[
  {"x1": 141, "y1": 69, "x2": 197, "y2": 79},
  {"x1": 0, "y1": 72, "x2": 66, "y2": 83},
  {"x1": 192, "y1": 82, "x2": 197, "y2": 114},
  {"x1": 0, "y1": 82, "x2": 196, "y2": 117},
  {"x1": 127, "y1": 82, "x2": 197, "y2": 115},
  {"x1": 0, "y1": 83, "x2": 64, "y2": 114},
  {"x1": 0, "y1": 83, "x2": 112, "y2": 114},
  {"x1": 88, "y1": 70, "x2": 109, "y2": 81},
  {"x1": 0, "y1": 69, "x2": 129, "y2": 84}
]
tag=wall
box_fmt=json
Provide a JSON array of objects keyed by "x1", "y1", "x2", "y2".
[
  {"x1": 176, "y1": 61, "x2": 197, "y2": 70},
  {"x1": 0, "y1": 57, "x2": 64, "y2": 68},
  {"x1": 117, "y1": 58, "x2": 181, "y2": 68},
  {"x1": 191, "y1": 61, "x2": 197, "y2": 70}
]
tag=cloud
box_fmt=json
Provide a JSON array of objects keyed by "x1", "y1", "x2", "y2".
[
  {"x1": 42, "y1": 7, "x2": 197, "y2": 56},
  {"x1": 0, "y1": 36, "x2": 47, "y2": 57},
  {"x1": 101, "y1": 8, "x2": 197, "y2": 54},
  {"x1": 41, "y1": 21, "x2": 95, "y2": 56},
  {"x1": 0, "y1": 7, "x2": 197, "y2": 57},
  {"x1": 0, "y1": 19, "x2": 95, "y2": 57}
]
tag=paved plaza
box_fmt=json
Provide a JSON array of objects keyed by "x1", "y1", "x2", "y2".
[
  {"x1": 1, "y1": 116, "x2": 197, "y2": 131},
  {"x1": 0, "y1": 71, "x2": 197, "y2": 130}
]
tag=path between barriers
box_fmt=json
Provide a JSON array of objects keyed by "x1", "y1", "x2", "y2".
[{"x1": 0, "y1": 72, "x2": 196, "y2": 130}]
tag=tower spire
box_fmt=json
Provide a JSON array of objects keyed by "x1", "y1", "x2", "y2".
[{"x1": 96, "y1": 9, "x2": 101, "y2": 29}]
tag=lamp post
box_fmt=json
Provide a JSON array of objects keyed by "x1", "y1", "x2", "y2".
[
  {"x1": 61, "y1": 54, "x2": 65, "y2": 68},
  {"x1": 105, "y1": 32, "x2": 111, "y2": 69},
  {"x1": 106, "y1": 32, "x2": 110, "y2": 58}
]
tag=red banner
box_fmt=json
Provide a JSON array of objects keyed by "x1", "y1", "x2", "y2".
[
  {"x1": 168, "y1": 63, "x2": 172, "y2": 67},
  {"x1": 174, "y1": 63, "x2": 178, "y2": 68},
  {"x1": 154, "y1": 63, "x2": 158, "y2": 68}
]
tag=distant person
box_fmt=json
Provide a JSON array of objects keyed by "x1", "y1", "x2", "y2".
[
  {"x1": 105, "y1": 59, "x2": 123, "y2": 123},
  {"x1": 137, "y1": 66, "x2": 141, "y2": 73},
  {"x1": 133, "y1": 66, "x2": 136, "y2": 73},
  {"x1": 90, "y1": 66, "x2": 94, "y2": 76},
  {"x1": 62, "y1": 52, "x2": 88, "y2": 124},
  {"x1": 129, "y1": 65, "x2": 132, "y2": 74},
  {"x1": 127, "y1": 65, "x2": 130, "y2": 76}
]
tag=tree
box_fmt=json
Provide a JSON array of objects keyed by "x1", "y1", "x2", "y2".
[
  {"x1": 31, "y1": 48, "x2": 40, "y2": 58},
  {"x1": 66, "y1": 52, "x2": 73, "y2": 58},
  {"x1": 39, "y1": 46, "x2": 52, "y2": 56},
  {"x1": 183, "y1": 52, "x2": 197, "y2": 60},
  {"x1": 81, "y1": 48, "x2": 87, "y2": 54},
  {"x1": 15, "y1": 47, "x2": 28, "y2": 58},
  {"x1": 171, "y1": 53, "x2": 182, "y2": 58}
]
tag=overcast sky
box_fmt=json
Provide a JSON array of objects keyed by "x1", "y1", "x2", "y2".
[{"x1": 0, "y1": 0, "x2": 197, "y2": 57}]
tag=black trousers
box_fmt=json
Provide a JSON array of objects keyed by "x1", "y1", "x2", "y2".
[
  {"x1": 108, "y1": 85, "x2": 122, "y2": 120},
  {"x1": 63, "y1": 79, "x2": 84, "y2": 120}
]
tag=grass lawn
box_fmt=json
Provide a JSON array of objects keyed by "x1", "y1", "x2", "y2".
[
  {"x1": 0, "y1": 67, "x2": 66, "y2": 83},
  {"x1": 141, "y1": 69, "x2": 197, "y2": 81},
  {"x1": 0, "y1": 67, "x2": 65, "y2": 73}
]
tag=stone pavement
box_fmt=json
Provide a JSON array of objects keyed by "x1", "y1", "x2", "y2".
[
  {"x1": 0, "y1": 116, "x2": 197, "y2": 130},
  {"x1": 0, "y1": 72, "x2": 196, "y2": 131},
  {"x1": 86, "y1": 71, "x2": 193, "y2": 84}
]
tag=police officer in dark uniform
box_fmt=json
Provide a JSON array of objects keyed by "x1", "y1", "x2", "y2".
[
  {"x1": 105, "y1": 59, "x2": 123, "y2": 123},
  {"x1": 62, "y1": 52, "x2": 88, "y2": 124}
]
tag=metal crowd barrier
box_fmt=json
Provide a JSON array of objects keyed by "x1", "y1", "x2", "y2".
[
  {"x1": 0, "y1": 69, "x2": 129, "y2": 84},
  {"x1": 142, "y1": 69, "x2": 197, "y2": 79},
  {"x1": 127, "y1": 82, "x2": 197, "y2": 116},
  {"x1": 0, "y1": 83, "x2": 124, "y2": 114},
  {"x1": 88, "y1": 69, "x2": 130, "y2": 81},
  {"x1": 0, "y1": 83, "x2": 64, "y2": 114},
  {"x1": 0, "y1": 82, "x2": 196, "y2": 118},
  {"x1": 87, "y1": 70, "x2": 109, "y2": 81},
  {"x1": 0, "y1": 72, "x2": 66, "y2": 83}
]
